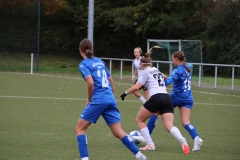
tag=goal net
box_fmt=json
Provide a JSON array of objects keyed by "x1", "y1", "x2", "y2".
[{"x1": 147, "y1": 39, "x2": 202, "y2": 76}]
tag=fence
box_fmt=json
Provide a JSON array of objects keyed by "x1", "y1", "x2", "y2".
[{"x1": 100, "y1": 57, "x2": 240, "y2": 90}]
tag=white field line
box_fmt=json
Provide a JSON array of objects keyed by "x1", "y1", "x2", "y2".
[
  {"x1": 1, "y1": 72, "x2": 240, "y2": 98},
  {"x1": 192, "y1": 91, "x2": 240, "y2": 98},
  {"x1": 0, "y1": 95, "x2": 240, "y2": 107}
]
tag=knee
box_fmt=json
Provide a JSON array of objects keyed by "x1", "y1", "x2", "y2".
[
  {"x1": 75, "y1": 125, "x2": 86, "y2": 135},
  {"x1": 135, "y1": 117, "x2": 140, "y2": 124},
  {"x1": 75, "y1": 125, "x2": 80, "y2": 135},
  {"x1": 164, "y1": 124, "x2": 174, "y2": 132}
]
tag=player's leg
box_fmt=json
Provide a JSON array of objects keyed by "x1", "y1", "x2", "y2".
[
  {"x1": 75, "y1": 103, "x2": 104, "y2": 160},
  {"x1": 179, "y1": 107, "x2": 203, "y2": 151},
  {"x1": 133, "y1": 91, "x2": 146, "y2": 103},
  {"x1": 161, "y1": 112, "x2": 190, "y2": 154},
  {"x1": 161, "y1": 94, "x2": 189, "y2": 154},
  {"x1": 109, "y1": 123, "x2": 146, "y2": 159},
  {"x1": 75, "y1": 118, "x2": 91, "y2": 160},
  {"x1": 135, "y1": 106, "x2": 156, "y2": 150},
  {"x1": 143, "y1": 86, "x2": 157, "y2": 134},
  {"x1": 147, "y1": 112, "x2": 159, "y2": 134},
  {"x1": 133, "y1": 79, "x2": 146, "y2": 104},
  {"x1": 105, "y1": 103, "x2": 147, "y2": 160},
  {"x1": 143, "y1": 86, "x2": 150, "y2": 100}
]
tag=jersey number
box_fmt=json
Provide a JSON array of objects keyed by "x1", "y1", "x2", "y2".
[
  {"x1": 184, "y1": 76, "x2": 191, "y2": 92},
  {"x1": 97, "y1": 69, "x2": 109, "y2": 88},
  {"x1": 153, "y1": 73, "x2": 165, "y2": 86}
]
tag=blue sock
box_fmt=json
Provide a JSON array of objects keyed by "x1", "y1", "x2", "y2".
[
  {"x1": 121, "y1": 135, "x2": 139, "y2": 154},
  {"x1": 185, "y1": 123, "x2": 199, "y2": 140},
  {"x1": 147, "y1": 114, "x2": 158, "y2": 134},
  {"x1": 77, "y1": 134, "x2": 88, "y2": 158}
]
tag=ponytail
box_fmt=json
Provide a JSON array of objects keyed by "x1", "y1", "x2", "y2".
[{"x1": 173, "y1": 51, "x2": 191, "y2": 72}]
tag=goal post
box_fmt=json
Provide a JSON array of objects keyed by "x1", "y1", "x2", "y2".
[{"x1": 147, "y1": 39, "x2": 203, "y2": 76}]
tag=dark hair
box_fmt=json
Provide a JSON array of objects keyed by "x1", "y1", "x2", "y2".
[
  {"x1": 79, "y1": 39, "x2": 93, "y2": 58},
  {"x1": 172, "y1": 51, "x2": 191, "y2": 72},
  {"x1": 140, "y1": 52, "x2": 151, "y2": 65}
]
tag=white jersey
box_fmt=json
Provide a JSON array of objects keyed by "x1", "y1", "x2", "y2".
[
  {"x1": 137, "y1": 67, "x2": 168, "y2": 97},
  {"x1": 133, "y1": 57, "x2": 142, "y2": 74}
]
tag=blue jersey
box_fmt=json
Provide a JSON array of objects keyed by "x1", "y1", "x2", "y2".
[
  {"x1": 78, "y1": 57, "x2": 114, "y2": 104},
  {"x1": 169, "y1": 63, "x2": 193, "y2": 99}
]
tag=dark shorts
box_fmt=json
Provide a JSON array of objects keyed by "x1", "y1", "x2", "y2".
[
  {"x1": 143, "y1": 93, "x2": 174, "y2": 115},
  {"x1": 134, "y1": 79, "x2": 147, "y2": 91}
]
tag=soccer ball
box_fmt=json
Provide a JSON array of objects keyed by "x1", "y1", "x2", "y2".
[{"x1": 129, "y1": 130, "x2": 142, "y2": 145}]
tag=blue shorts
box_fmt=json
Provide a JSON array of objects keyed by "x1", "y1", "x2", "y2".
[
  {"x1": 80, "y1": 102, "x2": 121, "y2": 126},
  {"x1": 171, "y1": 96, "x2": 194, "y2": 109}
]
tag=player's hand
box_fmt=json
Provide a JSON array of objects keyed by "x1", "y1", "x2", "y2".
[{"x1": 120, "y1": 92, "x2": 127, "y2": 101}]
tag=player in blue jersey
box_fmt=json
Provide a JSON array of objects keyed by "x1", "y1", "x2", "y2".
[
  {"x1": 75, "y1": 39, "x2": 147, "y2": 160},
  {"x1": 165, "y1": 50, "x2": 203, "y2": 151}
]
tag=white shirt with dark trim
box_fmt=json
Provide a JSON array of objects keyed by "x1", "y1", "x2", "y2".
[
  {"x1": 133, "y1": 57, "x2": 142, "y2": 74},
  {"x1": 137, "y1": 67, "x2": 168, "y2": 97}
]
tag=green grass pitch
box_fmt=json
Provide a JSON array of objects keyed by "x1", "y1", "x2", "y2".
[{"x1": 0, "y1": 72, "x2": 240, "y2": 160}]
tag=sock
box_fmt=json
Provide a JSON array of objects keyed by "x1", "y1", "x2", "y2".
[
  {"x1": 194, "y1": 136, "x2": 200, "y2": 141},
  {"x1": 140, "y1": 127, "x2": 154, "y2": 145},
  {"x1": 185, "y1": 123, "x2": 199, "y2": 140},
  {"x1": 147, "y1": 114, "x2": 158, "y2": 134},
  {"x1": 81, "y1": 157, "x2": 89, "y2": 160},
  {"x1": 121, "y1": 135, "x2": 139, "y2": 155},
  {"x1": 170, "y1": 126, "x2": 183, "y2": 141},
  {"x1": 134, "y1": 151, "x2": 143, "y2": 159},
  {"x1": 77, "y1": 134, "x2": 89, "y2": 159},
  {"x1": 139, "y1": 96, "x2": 146, "y2": 104}
]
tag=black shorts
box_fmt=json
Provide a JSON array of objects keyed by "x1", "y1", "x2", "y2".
[
  {"x1": 143, "y1": 93, "x2": 174, "y2": 115},
  {"x1": 134, "y1": 79, "x2": 147, "y2": 91}
]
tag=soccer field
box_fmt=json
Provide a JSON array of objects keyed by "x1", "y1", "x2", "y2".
[{"x1": 0, "y1": 72, "x2": 240, "y2": 160}]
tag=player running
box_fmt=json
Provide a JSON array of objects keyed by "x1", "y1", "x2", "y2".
[
  {"x1": 165, "y1": 50, "x2": 203, "y2": 151},
  {"x1": 120, "y1": 52, "x2": 190, "y2": 154},
  {"x1": 75, "y1": 39, "x2": 147, "y2": 160}
]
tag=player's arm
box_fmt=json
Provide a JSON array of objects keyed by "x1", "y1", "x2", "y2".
[
  {"x1": 120, "y1": 71, "x2": 147, "y2": 101},
  {"x1": 127, "y1": 83, "x2": 142, "y2": 94},
  {"x1": 85, "y1": 76, "x2": 94, "y2": 101},
  {"x1": 108, "y1": 76, "x2": 115, "y2": 94},
  {"x1": 120, "y1": 83, "x2": 143, "y2": 101},
  {"x1": 165, "y1": 77, "x2": 173, "y2": 86}
]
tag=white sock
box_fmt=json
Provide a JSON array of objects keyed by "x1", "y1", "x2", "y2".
[
  {"x1": 170, "y1": 126, "x2": 183, "y2": 141},
  {"x1": 135, "y1": 151, "x2": 142, "y2": 159},
  {"x1": 82, "y1": 157, "x2": 89, "y2": 160},
  {"x1": 139, "y1": 96, "x2": 146, "y2": 104},
  {"x1": 194, "y1": 136, "x2": 199, "y2": 141},
  {"x1": 140, "y1": 127, "x2": 154, "y2": 145}
]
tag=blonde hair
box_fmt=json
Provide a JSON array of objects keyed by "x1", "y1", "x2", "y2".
[{"x1": 134, "y1": 47, "x2": 142, "y2": 54}]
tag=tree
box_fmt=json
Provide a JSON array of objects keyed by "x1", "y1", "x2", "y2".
[{"x1": 202, "y1": 0, "x2": 240, "y2": 76}]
